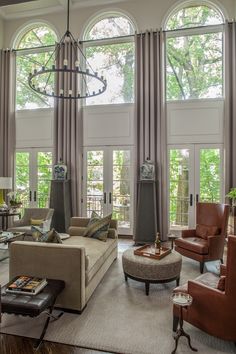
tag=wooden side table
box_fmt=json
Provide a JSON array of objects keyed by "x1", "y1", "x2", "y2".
[
  {"x1": 172, "y1": 293, "x2": 197, "y2": 354},
  {"x1": 0, "y1": 211, "x2": 21, "y2": 231},
  {"x1": 168, "y1": 234, "x2": 179, "y2": 250}
]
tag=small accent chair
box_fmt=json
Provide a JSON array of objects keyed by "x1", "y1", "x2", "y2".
[
  {"x1": 173, "y1": 235, "x2": 236, "y2": 342},
  {"x1": 7, "y1": 208, "x2": 54, "y2": 235},
  {"x1": 175, "y1": 202, "x2": 230, "y2": 273}
]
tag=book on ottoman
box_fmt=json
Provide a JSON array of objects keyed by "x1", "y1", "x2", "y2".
[{"x1": 6, "y1": 276, "x2": 47, "y2": 295}]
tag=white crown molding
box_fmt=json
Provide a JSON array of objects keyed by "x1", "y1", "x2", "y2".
[{"x1": 0, "y1": 0, "x2": 130, "y2": 20}]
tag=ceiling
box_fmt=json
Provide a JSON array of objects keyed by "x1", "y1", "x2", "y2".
[{"x1": 0, "y1": 0, "x2": 129, "y2": 20}]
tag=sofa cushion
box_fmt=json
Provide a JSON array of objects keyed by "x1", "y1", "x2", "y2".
[
  {"x1": 30, "y1": 218, "x2": 44, "y2": 226},
  {"x1": 64, "y1": 236, "x2": 117, "y2": 284},
  {"x1": 196, "y1": 224, "x2": 219, "y2": 239},
  {"x1": 83, "y1": 211, "x2": 112, "y2": 241},
  {"x1": 175, "y1": 237, "x2": 209, "y2": 254}
]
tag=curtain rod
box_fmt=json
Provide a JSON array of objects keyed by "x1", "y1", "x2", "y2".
[{"x1": 11, "y1": 21, "x2": 232, "y2": 52}]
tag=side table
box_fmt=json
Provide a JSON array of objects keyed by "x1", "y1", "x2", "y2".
[
  {"x1": 172, "y1": 292, "x2": 197, "y2": 354},
  {"x1": 0, "y1": 211, "x2": 21, "y2": 231},
  {"x1": 168, "y1": 234, "x2": 179, "y2": 250}
]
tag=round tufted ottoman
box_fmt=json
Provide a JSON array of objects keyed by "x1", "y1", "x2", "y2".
[{"x1": 122, "y1": 248, "x2": 182, "y2": 295}]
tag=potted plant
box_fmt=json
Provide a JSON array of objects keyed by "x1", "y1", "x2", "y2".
[
  {"x1": 226, "y1": 188, "x2": 236, "y2": 216},
  {"x1": 7, "y1": 191, "x2": 22, "y2": 210}
]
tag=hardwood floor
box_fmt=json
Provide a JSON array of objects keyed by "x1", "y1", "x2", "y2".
[
  {"x1": 0, "y1": 334, "x2": 110, "y2": 354},
  {"x1": 0, "y1": 239, "x2": 133, "y2": 354}
]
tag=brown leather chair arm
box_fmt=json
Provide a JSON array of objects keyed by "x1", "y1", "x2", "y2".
[
  {"x1": 220, "y1": 264, "x2": 227, "y2": 276},
  {"x1": 188, "y1": 279, "x2": 225, "y2": 301},
  {"x1": 182, "y1": 229, "x2": 196, "y2": 238},
  {"x1": 208, "y1": 235, "x2": 224, "y2": 259}
]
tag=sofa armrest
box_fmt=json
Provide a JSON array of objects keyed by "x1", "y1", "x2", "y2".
[
  {"x1": 9, "y1": 241, "x2": 86, "y2": 312},
  {"x1": 108, "y1": 228, "x2": 118, "y2": 239},
  {"x1": 182, "y1": 229, "x2": 196, "y2": 238}
]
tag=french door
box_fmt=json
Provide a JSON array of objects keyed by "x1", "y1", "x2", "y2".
[
  {"x1": 83, "y1": 147, "x2": 133, "y2": 235},
  {"x1": 168, "y1": 144, "x2": 224, "y2": 231},
  {"x1": 15, "y1": 149, "x2": 53, "y2": 208}
]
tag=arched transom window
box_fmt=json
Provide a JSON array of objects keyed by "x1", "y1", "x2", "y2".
[
  {"x1": 84, "y1": 13, "x2": 135, "y2": 105},
  {"x1": 165, "y1": 3, "x2": 224, "y2": 100},
  {"x1": 15, "y1": 24, "x2": 57, "y2": 110}
]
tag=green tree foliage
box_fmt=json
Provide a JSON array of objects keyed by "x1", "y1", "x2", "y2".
[
  {"x1": 16, "y1": 26, "x2": 57, "y2": 110},
  {"x1": 166, "y1": 5, "x2": 223, "y2": 100}
]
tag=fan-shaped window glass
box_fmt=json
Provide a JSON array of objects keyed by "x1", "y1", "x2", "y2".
[
  {"x1": 165, "y1": 5, "x2": 223, "y2": 101},
  {"x1": 84, "y1": 14, "x2": 135, "y2": 105},
  {"x1": 86, "y1": 15, "x2": 134, "y2": 40},
  {"x1": 166, "y1": 5, "x2": 223, "y2": 30},
  {"x1": 15, "y1": 25, "x2": 57, "y2": 110}
]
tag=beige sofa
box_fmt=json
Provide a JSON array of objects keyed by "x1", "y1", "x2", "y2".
[{"x1": 9, "y1": 217, "x2": 118, "y2": 313}]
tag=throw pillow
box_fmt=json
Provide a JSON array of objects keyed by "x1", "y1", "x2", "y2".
[
  {"x1": 30, "y1": 218, "x2": 44, "y2": 226},
  {"x1": 32, "y1": 227, "x2": 62, "y2": 244},
  {"x1": 196, "y1": 224, "x2": 219, "y2": 239},
  {"x1": 217, "y1": 275, "x2": 226, "y2": 291},
  {"x1": 83, "y1": 211, "x2": 112, "y2": 242}
]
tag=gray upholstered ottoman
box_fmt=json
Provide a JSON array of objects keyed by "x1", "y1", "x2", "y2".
[{"x1": 122, "y1": 248, "x2": 182, "y2": 295}]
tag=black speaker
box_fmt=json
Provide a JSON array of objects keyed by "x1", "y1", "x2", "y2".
[{"x1": 49, "y1": 180, "x2": 72, "y2": 233}]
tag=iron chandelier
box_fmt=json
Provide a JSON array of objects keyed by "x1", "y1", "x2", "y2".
[{"x1": 28, "y1": 0, "x2": 107, "y2": 99}]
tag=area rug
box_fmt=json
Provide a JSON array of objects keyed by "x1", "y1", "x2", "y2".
[{"x1": 0, "y1": 253, "x2": 235, "y2": 354}]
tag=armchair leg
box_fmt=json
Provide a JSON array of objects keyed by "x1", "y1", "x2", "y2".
[
  {"x1": 173, "y1": 315, "x2": 179, "y2": 332},
  {"x1": 200, "y1": 262, "x2": 204, "y2": 274},
  {"x1": 220, "y1": 258, "x2": 223, "y2": 264}
]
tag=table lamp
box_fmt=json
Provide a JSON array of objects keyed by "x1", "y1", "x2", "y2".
[{"x1": 0, "y1": 177, "x2": 12, "y2": 209}]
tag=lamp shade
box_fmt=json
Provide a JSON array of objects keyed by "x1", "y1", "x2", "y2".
[{"x1": 0, "y1": 177, "x2": 12, "y2": 189}]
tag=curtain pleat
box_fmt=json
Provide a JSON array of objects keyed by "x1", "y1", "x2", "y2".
[
  {"x1": 134, "y1": 30, "x2": 167, "y2": 240},
  {"x1": 225, "y1": 22, "x2": 236, "y2": 194},
  {"x1": 54, "y1": 42, "x2": 83, "y2": 216},
  {"x1": 0, "y1": 50, "x2": 16, "y2": 179}
]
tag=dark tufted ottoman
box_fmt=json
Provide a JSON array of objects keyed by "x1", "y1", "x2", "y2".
[
  {"x1": 1, "y1": 279, "x2": 65, "y2": 349},
  {"x1": 122, "y1": 248, "x2": 182, "y2": 295}
]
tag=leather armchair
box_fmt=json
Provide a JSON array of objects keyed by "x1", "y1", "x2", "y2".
[
  {"x1": 175, "y1": 203, "x2": 230, "y2": 273},
  {"x1": 7, "y1": 208, "x2": 54, "y2": 235},
  {"x1": 173, "y1": 235, "x2": 236, "y2": 342}
]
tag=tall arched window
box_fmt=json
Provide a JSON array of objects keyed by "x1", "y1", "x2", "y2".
[
  {"x1": 83, "y1": 13, "x2": 135, "y2": 105},
  {"x1": 14, "y1": 24, "x2": 57, "y2": 110},
  {"x1": 165, "y1": 3, "x2": 224, "y2": 100}
]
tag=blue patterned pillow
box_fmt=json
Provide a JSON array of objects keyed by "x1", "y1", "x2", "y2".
[
  {"x1": 31, "y1": 226, "x2": 62, "y2": 243},
  {"x1": 83, "y1": 211, "x2": 112, "y2": 242}
]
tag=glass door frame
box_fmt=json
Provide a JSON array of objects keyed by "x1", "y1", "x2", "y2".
[
  {"x1": 15, "y1": 147, "x2": 53, "y2": 208},
  {"x1": 82, "y1": 146, "x2": 134, "y2": 235},
  {"x1": 168, "y1": 143, "x2": 224, "y2": 230}
]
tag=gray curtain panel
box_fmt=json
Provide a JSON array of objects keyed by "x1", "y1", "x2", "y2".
[
  {"x1": 225, "y1": 21, "x2": 236, "y2": 194},
  {"x1": 134, "y1": 30, "x2": 167, "y2": 240},
  {"x1": 53, "y1": 42, "x2": 83, "y2": 216},
  {"x1": 0, "y1": 50, "x2": 16, "y2": 178}
]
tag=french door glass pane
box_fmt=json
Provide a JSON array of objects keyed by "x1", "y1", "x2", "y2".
[
  {"x1": 199, "y1": 148, "x2": 221, "y2": 202},
  {"x1": 37, "y1": 152, "x2": 52, "y2": 207},
  {"x1": 15, "y1": 152, "x2": 30, "y2": 208},
  {"x1": 112, "y1": 150, "x2": 131, "y2": 229},
  {"x1": 86, "y1": 151, "x2": 104, "y2": 217},
  {"x1": 169, "y1": 149, "x2": 190, "y2": 230}
]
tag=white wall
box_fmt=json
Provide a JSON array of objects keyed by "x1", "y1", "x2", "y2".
[
  {"x1": 1, "y1": 0, "x2": 233, "y2": 148},
  {"x1": 3, "y1": 0, "x2": 234, "y2": 47}
]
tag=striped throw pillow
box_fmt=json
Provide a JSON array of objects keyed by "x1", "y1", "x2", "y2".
[{"x1": 83, "y1": 211, "x2": 112, "y2": 242}]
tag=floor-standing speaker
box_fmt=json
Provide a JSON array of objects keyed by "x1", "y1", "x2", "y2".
[
  {"x1": 134, "y1": 180, "x2": 157, "y2": 244},
  {"x1": 49, "y1": 179, "x2": 72, "y2": 233}
]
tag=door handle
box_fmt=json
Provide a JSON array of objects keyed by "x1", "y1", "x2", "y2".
[
  {"x1": 29, "y1": 191, "x2": 32, "y2": 201},
  {"x1": 34, "y1": 191, "x2": 37, "y2": 202},
  {"x1": 109, "y1": 192, "x2": 112, "y2": 204},
  {"x1": 196, "y1": 194, "x2": 199, "y2": 203},
  {"x1": 190, "y1": 194, "x2": 193, "y2": 206},
  {"x1": 104, "y1": 192, "x2": 107, "y2": 204}
]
